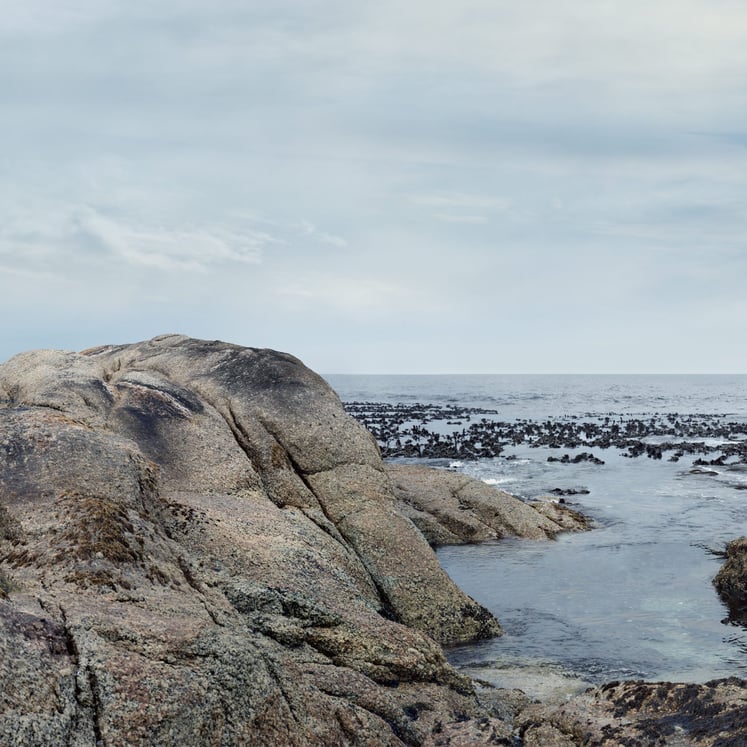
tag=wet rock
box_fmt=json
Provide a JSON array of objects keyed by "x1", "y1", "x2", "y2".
[
  {"x1": 546, "y1": 451, "x2": 605, "y2": 465},
  {"x1": 385, "y1": 465, "x2": 590, "y2": 546},
  {"x1": 713, "y1": 537, "x2": 747, "y2": 623},
  {"x1": 526, "y1": 499, "x2": 594, "y2": 533},
  {"x1": 518, "y1": 677, "x2": 747, "y2": 746},
  {"x1": 344, "y1": 403, "x2": 747, "y2": 464}
]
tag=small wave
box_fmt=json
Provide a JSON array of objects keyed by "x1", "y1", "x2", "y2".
[
  {"x1": 458, "y1": 662, "x2": 592, "y2": 703},
  {"x1": 448, "y1": 460, "x2": 464, "y2": 469},
  {"x1": 482, "y1": 477, "x2": 513, "y2": 486}
]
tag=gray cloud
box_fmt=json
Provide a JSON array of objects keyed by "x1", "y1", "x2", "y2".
[{"x1": 2, "y1": 0, "x2": 747, "y2": 371}]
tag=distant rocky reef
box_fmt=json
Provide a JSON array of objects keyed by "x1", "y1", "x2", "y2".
[
  {"x1": 344, "y1": 401, "x2": 747, "y2": 464},
  {"x1": 0, "y1": 335, "x2": 745, "y2": 746}
]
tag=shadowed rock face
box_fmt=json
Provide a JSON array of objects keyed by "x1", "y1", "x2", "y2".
[{"x1": 0, "y1": 334, "x2": 500, "y2": 746}]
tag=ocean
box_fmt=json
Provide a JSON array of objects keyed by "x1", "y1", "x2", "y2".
[{"x1": 324, "y1": 374, "x2": 747, "y2": 699}]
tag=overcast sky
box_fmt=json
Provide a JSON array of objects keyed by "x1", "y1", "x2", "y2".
[{"x1": 2, "y1": 1, "x2": 746, "y2": 373}]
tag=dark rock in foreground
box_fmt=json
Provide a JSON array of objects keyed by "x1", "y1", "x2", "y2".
[{"x1": 509, "y1": 677, "x2": 747, "y2": 746}]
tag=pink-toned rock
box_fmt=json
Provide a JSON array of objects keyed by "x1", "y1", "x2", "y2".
[
  {"x1": 515, "y1": 677, "x2": 747, "y2": 746},
  {"x1": 0, "y1": 335, "x2": 498, "y2": 746},
  {"x1": 2, "y1": 335, "x2": 745, "y2": 746}
]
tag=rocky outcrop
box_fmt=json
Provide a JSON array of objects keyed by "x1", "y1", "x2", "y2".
[
  {"x1": 713, "y1": 537, "x2": 747, "y2": 623},
  {"x1": 386, "y1": 464, "x2": 591, "y2": 546},
  {"x1": 426, "y1": 676, "x2": 747, "y2": 746},
  {"x1": 0, "y1": 335, "x2": 501, "y2": 746},
  {"x1": 3, "y1": 334, "x2": 745, "y2": 746},
  {"x1": 512, "y1": 677, "x2": 747, "y2": 746}
]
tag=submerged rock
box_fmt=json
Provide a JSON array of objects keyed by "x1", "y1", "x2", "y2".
[{"x1": 0, "y1": 335, "x2": 501, "y2": 746}]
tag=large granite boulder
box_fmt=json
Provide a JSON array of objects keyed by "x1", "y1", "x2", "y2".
[{"x1": 0, "y1": 335, "x2": 499, "y2": 746}]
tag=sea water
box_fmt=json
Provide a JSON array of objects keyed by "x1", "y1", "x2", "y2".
[{"x1": 325, "y1": 374, "x2": 747, "y2": 698}]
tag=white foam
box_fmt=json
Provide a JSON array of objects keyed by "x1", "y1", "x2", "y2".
[
  {"x1": 483, "y1": 477, "x2": 512, "y2": 486},
  {"x1": 460, "y1": 663, "x2": 591, "y2": 704}
]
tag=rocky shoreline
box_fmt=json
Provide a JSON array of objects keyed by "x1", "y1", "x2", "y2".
[{"x1": 1, "y1": 335, "x2": 746, "y2": 745}]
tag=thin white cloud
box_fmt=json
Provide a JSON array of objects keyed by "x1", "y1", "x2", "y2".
[
  {"x1": 409, "y1": 191, "x2": 511, "y2": 225},
  {"x1": 78, "y1": 210, "x2": 265, "y2": 271},
  {"x1": 409, "y1": 192, "x2": 511, "y2": 211},
  {"x1": 299, "y1": 220, "x2": 348, "y2": 248},
  {"x1": 0, "y1": 205, "x2": 269, "y2": 275}
]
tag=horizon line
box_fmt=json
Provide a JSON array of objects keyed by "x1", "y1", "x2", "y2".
[{"x1": 321, "y1": 371, "x2": 747, "y2": 377}]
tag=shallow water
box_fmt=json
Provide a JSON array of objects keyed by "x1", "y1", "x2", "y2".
[
  {"x1": 439, "y1": 447, "x2": 747, "y2": 691},
  {"x1": 326, "y1": 375, "x2": 747, "y2": 693}
]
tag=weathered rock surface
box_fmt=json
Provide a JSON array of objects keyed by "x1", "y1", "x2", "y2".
[
  {"x1": 713, "y1": 537, "x2": 747, "y2": 624},
  {"x1": 386, "y1": 464, "x2": 591, "y2": 546},
  {"x1": 0, "y1": 335, "x2": 501, "y2": 746},
  {"x1": 514, "y1": 677, "x2": 747, "y2": 746},
  {"x1": 422, "y1": 676, "x2": 747, "y2": 746}
]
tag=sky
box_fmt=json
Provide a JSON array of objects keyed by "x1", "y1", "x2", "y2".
[{"x1": 2, "y1": 1, "x2": 747, "y2": 373}]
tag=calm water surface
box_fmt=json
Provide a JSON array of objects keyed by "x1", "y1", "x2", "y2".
[{"x1": 326, "y1": 375, "x2": 747, "y2": 696}]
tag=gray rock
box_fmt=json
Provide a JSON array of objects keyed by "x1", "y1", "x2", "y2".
[
  {"x1": 515, "y1": 677, "x2": 747, "y2": 746},
  {"x1": 0, "y1": 335, "x2": 498, "y2": 746},
  {"x1": 386, "y1": 464, "x2": 591, "y2": 546}
]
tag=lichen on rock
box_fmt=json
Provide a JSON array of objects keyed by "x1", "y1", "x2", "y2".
[{"x1": 0, "y1": 334, "x2": 500, "y2": 746}]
